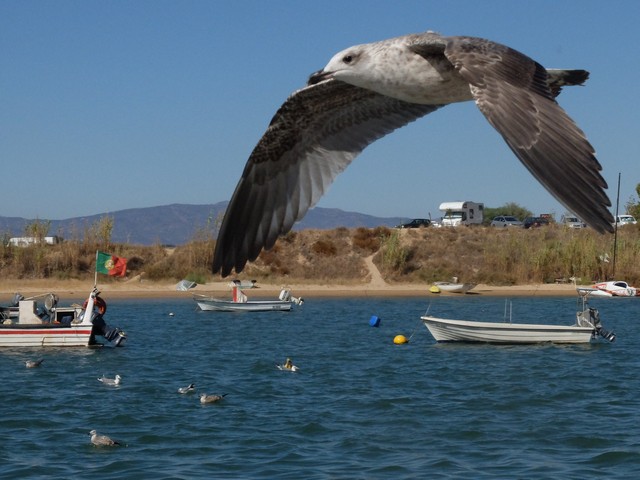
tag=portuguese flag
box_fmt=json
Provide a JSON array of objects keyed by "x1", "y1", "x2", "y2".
[{"x1": 96, "y1": 251, "x2": 127, "y2": 277}]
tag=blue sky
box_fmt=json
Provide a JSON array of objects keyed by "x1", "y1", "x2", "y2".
[{"x1": 1, "y1": 0, "x2": 639, "y2": 222}]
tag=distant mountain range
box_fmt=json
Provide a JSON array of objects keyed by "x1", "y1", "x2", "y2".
[{"x1": 0, "y1": 203, "x2": 407, "y2": 246}]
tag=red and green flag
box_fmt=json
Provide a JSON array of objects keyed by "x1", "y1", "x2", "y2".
[{"x1": 96, "y1": 251, "x2": 127, "y2": 277}]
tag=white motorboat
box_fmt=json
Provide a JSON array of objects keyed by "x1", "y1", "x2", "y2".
[
  {"x1": 0, "y1": 288, "x2": 126, "y2": 348},
  {"x1": 194, "y1": 284, "x2": 303, "y2": 312},
  {"x1": 576, "y1": 280, "x2": 638, "y2": 297},
  {"x1": 421, "y1": 295, "x2": 615, "y2": 344},
  {"x1": 432, "y1": 281, "x2": 477, "y2": 294}
]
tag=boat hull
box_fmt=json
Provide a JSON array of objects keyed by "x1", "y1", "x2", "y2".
[
  {"x1": 433, "y1": 282, "x2": 476, "y2": 294},
  {"x1": 0, "y1": 325, "x2": 94, "y2": 347},
  {"x1": 195, "y1": 300, "x2": 292, "y2": 312},
  {"x1": 577, "y1": 281, "x2": 638, "y2": 297},
  {"x1": 421, "y1": 316, "x2": 594, "y2": 344}
]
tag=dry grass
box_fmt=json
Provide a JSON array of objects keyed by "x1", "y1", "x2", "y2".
[{"x1": 0, "y1": 225, "x2": 638, "y2": 286}]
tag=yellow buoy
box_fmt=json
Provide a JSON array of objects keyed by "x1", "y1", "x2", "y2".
[
  {"x1": 393, "y1": 334, "x2": 408, "y2": 344},
  {"x1": 429, "y1": 285, "x2": 441, "y2": 294}
]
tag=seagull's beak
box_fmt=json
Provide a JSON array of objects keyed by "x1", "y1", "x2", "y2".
[{"x1": 308, "y1": 69, "x2": 334, "y2": 85}]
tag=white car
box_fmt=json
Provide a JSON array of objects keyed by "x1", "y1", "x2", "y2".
[
  {"x1": 561, "y1": 215, "x2": 586, "y2": 228},
  {"x1": 490, "y1": 215, "x2": 523, "y2": 227},
  {"x1": 614, "y1": 215, "x2": 637, "y2": 227}
]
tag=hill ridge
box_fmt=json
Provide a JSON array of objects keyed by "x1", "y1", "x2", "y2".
[{"x1": 0, "y1": 204, "x2": 406, "y2": 246}]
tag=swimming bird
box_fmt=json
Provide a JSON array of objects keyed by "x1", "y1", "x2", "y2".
[
  {"x1": 178, "y1": 383, "x2": 196, "y2": 394},
  {"x1": 25, "y1": 358, "x2": 44, "y2": 368},
  {"x1": 89, "y1": 429, "x2": 121, "y2": 447},
  {"x1": 199, "y1": 393, "x2": 227, "y2": 404},
  {"x1": 98, "y1": 374, "x2": 121, "y2": 386},
  {"x1": 212, "y1": 31, "x2": 614, "y2": 276},
  {"x1": 278, "y1": 358, "x2": 299, "y2": 372}
]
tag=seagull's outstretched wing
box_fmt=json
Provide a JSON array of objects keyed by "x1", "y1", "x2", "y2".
[
  {"x1": 440, "y1": 36, "x2": 613, "y2": 233},
  {"x1": 213, "y1": 80, "x2": 440, "y2": 276}
]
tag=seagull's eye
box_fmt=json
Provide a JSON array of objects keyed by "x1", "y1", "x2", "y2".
[{"x1": 343, "y1": 55, "x2": 353, "y2": 64}]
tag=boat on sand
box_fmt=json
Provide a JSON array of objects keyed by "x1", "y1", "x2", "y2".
[
  {"x1": 576, "y1": 280, "x2": 638, "y2": 298},
  {"x1": 431, "y1": 281, "x2": 476, "y2": 294}
]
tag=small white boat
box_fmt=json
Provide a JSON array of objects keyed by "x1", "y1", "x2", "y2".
[
  {"x1": 194, "y1": 284, "x2": 303, "y2": 312},
  {"x1": 432, "y1": 281, "x2": 477, "y2": 294},
  {"x1": 0, "y1": 288, "x2": 126, "y2": 348},
  {"x1": 576, "y1": 280, "x2": 638, "y2": 297},
  {"x1": 422, "y1": 295, "x2": 615, "y2": 344}
]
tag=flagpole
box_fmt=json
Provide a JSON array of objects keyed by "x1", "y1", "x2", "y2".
[{"x1": 94, "y1": 250, "x2": 99, "y2": 289}]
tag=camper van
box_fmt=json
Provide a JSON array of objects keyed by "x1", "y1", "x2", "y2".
[{"x1": 439, "y1": 201, "x2": 484, "y2": 227}]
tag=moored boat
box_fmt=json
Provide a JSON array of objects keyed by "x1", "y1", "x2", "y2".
[
  {"x1": 0, "y1": 288, "x2": 126, "y2": 348},
  {"x1": 194, "y1": 283, "x2": 303, "y2": 312},
  {"x1": 421, "y1": 294, "x2": 615, "y2": 344}
]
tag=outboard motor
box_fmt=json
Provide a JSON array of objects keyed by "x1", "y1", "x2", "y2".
[
  {"x1": 90, "y1": 313, "x2": 127, "y2": 347},
  {"x1": 588, "y1": 307, "x2": 616, "y2": 342},
  {"x1": 279, "y1": 289, "x2": 291, "y2": 302},
  {"x1": 279, "y1": 288, "x2": 304, "y2": 305}
]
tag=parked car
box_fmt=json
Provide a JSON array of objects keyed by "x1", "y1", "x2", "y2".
[
  {"x1": 430, "y1": 217, "x2": 443, "y2": 228},
  {"x1": 395, "y1": 218, "x2": 431, "y2": 228},
  {"x1": 561, "y1": 215, "x2": 586, "y2": 229},
  {"x1": 523, "y1": 216, "x2": 550, "y2": 229},
  {"x1": 614, "y1": 215, "x2": 637, "y2": 227},
  {"x1": 490, "y1": 215, "x2": 523, "y2": 228}
]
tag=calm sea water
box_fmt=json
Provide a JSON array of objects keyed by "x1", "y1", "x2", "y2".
[{"x1": 2, "y1": 294, "x2": 640, "y2": 479}]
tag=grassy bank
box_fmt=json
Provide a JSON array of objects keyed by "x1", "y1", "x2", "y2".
[{"x1": 0, "y1": 225, "x2": 638, "y2": 286}]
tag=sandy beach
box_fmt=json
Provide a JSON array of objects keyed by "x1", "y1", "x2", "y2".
[{"x1": 0, "y1": 277, "x2": 579, "y2": 301}]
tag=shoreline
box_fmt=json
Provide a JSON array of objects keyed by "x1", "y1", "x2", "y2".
[{"x1": 0, "y1": 278, "x2": 580, "y2": 301}]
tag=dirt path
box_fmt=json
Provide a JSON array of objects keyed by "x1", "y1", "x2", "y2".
[{"x1": 364, "y1": 254, "x2": 387, "y2": 287}]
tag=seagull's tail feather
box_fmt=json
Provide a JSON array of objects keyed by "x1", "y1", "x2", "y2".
[{"x1": 546, "y1": 69, "x2": 589, "y2": 97}]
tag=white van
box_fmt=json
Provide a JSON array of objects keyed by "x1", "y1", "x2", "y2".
[{"x1": 614, "y1": 215, "x2": 637, "y2": 227}]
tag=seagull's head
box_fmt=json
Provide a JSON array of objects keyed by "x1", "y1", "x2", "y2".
[
  {"x1": 89, "y1": 430, "x2": 96, "y2": 436},
  {"x1": 308, "y1": 45, "x2": 370, "y2": 86}
]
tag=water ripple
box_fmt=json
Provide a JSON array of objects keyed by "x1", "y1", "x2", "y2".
[{"x1": 2, "y1": 295, "x2": 640, "y2": 478}]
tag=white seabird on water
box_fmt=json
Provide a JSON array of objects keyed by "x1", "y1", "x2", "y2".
[
  {"x1": 25, "y1": 358, "x2": 44, "y2": 368},
  {"x1": 200, "y1": 393, "x2": 227, "y2": 404},
  {"x1": 89, "y1": 429, "x2": 121, "y2": 447},
  {"x1": 178, "y1": 383, "x2": 196, "y2": 394},
  {"x1": 212, "y1": 31, "x2": 614, "y2": 276},
  {"x1": 98, "y1": 374, "x2": 122, "y2": 386}
]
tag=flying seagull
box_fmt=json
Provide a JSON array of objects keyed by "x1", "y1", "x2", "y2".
[
  {"x1": 200, "y1": 393, "x2": 227, "y2": 404},
  {"x1": 212, "y1": 31, "x2": 613, "y2": 276},
  {"x1": 89, "y1": 429, "x2": 121, "y2": 447}
]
